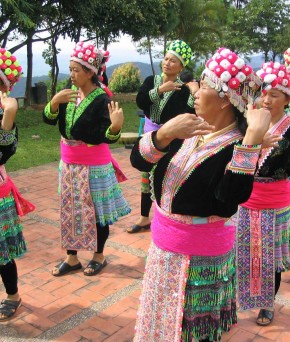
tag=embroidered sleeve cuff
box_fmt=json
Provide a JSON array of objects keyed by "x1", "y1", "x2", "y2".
[
  {"x1": 105, "y1": 126, "x2": 121, "y2": 141},
  {"x1": 149, "y1": 87, "x2": 162, "y2": 102},
  {"x1": 227, "y1": 144, "x2": 261, "y2": 175},
  {"x1": 139, "y1": 132, "x2": 167, "y2": 164},
  {"x1": 0, "y1": 124, "x2": 16, "y2": 145},
  {"x1": 44, "y1": 102, "x2": 59, "y2": 120}
]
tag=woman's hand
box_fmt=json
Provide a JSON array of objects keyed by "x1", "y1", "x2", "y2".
[
  {"x1": 187, "y1": 81, "x2": 199, "y2": 96},
  {"x1": 50, "y1": 89, "x2": 79, "y2": 113},
  {"x1": 243, "y1": 104, "x2": 271, "y2": 145},
  {"x1": 154, "y1": 114, "x2": 215, "y2": 150},
  {"x1": 262, "y1": 132, "x2": 282, "y2": 149},
  {"x1": 0, "y1": 91, "x2": 18, "y2": 131},
  {"x1": 108, "y1": 101, "x2": 123, "y2": 134},
  {"x1": 158, "y1": 81, "x2": 182, "y2": 95}
]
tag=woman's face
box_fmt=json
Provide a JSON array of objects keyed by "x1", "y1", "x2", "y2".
[
  {"x1": 161, "y1": 53, "x2": 183, "y2": 77},
  {"x1": 261, "y1": 88, "x2": 289, "y2": 121},
  {"x1": 69, "y1": 61, "x2": 93, "y2": 88},
  {"x1": 194, "y1": 79, "x2": 222, "y2": 122}
]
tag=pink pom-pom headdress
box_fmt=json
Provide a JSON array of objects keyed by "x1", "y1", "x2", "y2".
[
  {"x1": 0, "y1": 48, "x2": 22, "y2": 91},
  {"x1": 256, "y1": 61, "x2": 290, "y2": 97},
  {"x1": 202, "y1": 47, "x2": 262, "y2": 113},
  {"x1": 70, "y1": 41, "x2": 104, "y2": 75}
]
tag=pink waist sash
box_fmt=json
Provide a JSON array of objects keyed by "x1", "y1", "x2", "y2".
[
  {"x1": 0, "y1": 176, "x2": 35, "y2": 216},
  {"x1": 61, "y1": 141, "x2": 111, "y2": 165},
  {"x1": 60, "y1": 140, "x2": 127, "y2": 182},
  {"x1": 242, "y1": 179, "x2": 290, "y2": 209},
  {"x1": 151, "y1": 205, "x2": 235, "y2": 256}
]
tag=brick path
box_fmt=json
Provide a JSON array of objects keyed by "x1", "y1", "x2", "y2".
[{"x1": 1, "y1": 147, "x2": 289, "y2": 341}]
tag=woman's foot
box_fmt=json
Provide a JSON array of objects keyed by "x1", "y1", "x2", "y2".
[
  {"x1": 84, "y1": 253, "x2": 107, "y2": 276},
  {"x1": 256, "y1": 309, "x2": 274, "y2": 326},
  {"x1": 0, "y1": 294, "x2": 22, "y2": 321},
  {"x1": 127, "y1": 216, "x2": 151, "y2": 233},
  {"x1": 52, "y1": 255, "x2": 82, "y2": 276}
]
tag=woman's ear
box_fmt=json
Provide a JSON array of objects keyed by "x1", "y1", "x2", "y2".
[{"x1": 220, "y1": 94, "x2": 231, "y2": 109}]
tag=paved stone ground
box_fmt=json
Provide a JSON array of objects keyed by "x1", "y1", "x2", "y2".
[{"x1": 0, "y1": 147, "x2": 289, "y2": 342}]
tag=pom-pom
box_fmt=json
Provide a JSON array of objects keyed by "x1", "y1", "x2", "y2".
[
  {"x1": 220, "y1": 59, "x2": 231, "y2": 69},
  {"x1": 236, "y1": 72, "x2": 247, "y2": 82},
  {"x1": 220, "y1": 71, "x2": 231, "y2": 82},
  {"x1": 214, "y1": 65, "x2": 225, "y2": 77},
  {"x1": 227, "y1": 65, "x2": 238, "y2": 76},
  {"x1": 234, "y1": 58, "x2": 245, "y2": 69},
  {"x1": 264, "y1": 74, "x2": 277, "y2": 83},
  {"x1": 228, "y1": 77, "x2": 240, "y2": 89}
]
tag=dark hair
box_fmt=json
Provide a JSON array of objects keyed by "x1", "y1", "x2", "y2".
[
  {"x1": 232, "y1": 105, "x2": 247, "y2": 135},
  {"x1": 180, "y1": 69, "x2": 194, "y2": 83}
]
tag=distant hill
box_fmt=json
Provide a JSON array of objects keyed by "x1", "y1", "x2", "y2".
[{"x1": 10, "y1": 61, "x2": 162, "y2": 98}]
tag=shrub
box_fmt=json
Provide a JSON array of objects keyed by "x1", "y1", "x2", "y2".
[{"x1": 109, "y1": 63, "x2": 142, "y2": 93}]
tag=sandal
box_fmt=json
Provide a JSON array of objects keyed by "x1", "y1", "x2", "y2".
[
  {"x1": 52, "y1": 261, "x2": 82, "y2": 277},
  {"x1": 0, "y1": 298, "x2": 22, "y2": 322},
  {"x1": 84, "y1": 259, "x2": 107, "y2": 276},
  {"x1": 126, "y1": 223, "x2": 151, "y2": 234},
  {"x1": 256, "y1": 309, "x2": 274, "y2": 326}
]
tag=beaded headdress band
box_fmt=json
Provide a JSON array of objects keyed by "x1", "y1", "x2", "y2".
[
  {"x1": 203, "y1": 47, "x2": 262, "y2": 113},
  {"x1": 0, "y1": 48, "x2": 22, "y2": 91},
  {"x1": 70, "y1": 41, "x2": 104, "y2": 75},
  {"x1": 166, "y1": 40, "x2": 192, "y2": 67}
]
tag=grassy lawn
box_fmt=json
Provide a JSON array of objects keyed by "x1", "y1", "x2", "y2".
[{"x1": 6, "y1": 101, "x2": 140, "y2": 172}]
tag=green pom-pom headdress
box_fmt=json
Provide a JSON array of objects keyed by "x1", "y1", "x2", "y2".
[{"x1": 166, "y1": 40, "x2": 192, "y2": 67}]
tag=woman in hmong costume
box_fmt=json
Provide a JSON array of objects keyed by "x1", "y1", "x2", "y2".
[
  {"x1": 43, "y1": 41, "x2": 131, "y2": 277},
  {"x1": 236, "y1": 56, "x2": 290, "y2": 326},
  {"x1": 0, "y1": 49, "x2": 35, "y2": 321},
  {"x1": 130, "y1": 48, "x2": 270, "y2": 342},
  {"x1": 127, "y1": 40, "x2": 197, "y2": 233}
]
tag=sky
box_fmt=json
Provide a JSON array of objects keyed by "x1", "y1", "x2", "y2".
[{"x1": 11, "y1": 35, "x2": 160, "y2": 76}]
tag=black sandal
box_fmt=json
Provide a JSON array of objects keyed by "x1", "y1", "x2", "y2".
[
  {"x1": 256, "y1": 309, "x2": 274, "y2": 326},
  {"x1": 84, "y1": 259, "x2": 107, "y2": 276},
  {"x1": 0, "y1": 298, "x2": 22, "y2": 321},
  {"x1": 52, "y1": 261, "x2": 82, "y2": 277},
  {"x1": 126, "y1": 223, "x2": 151, "y2": 234}
]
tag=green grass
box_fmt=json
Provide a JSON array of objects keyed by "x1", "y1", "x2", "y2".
[{"x1": 6, "y1": 102, "x2": 140, "y2": 172}]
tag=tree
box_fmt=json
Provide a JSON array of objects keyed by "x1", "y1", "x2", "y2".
[
  {"x1": 223, "y1": 0, "x2": 290, "y2": 60},
  {"x1": 109, "y1": 63, "x2": 142, "y2": 93}
]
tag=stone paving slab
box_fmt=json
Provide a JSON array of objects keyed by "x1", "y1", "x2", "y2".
[{"x1": 0, "y1": 147, "x2": 289, "y2": 342}]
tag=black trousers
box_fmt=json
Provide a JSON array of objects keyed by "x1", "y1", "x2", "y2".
[
  {"x1": 67, "y1": 223, "x2": 109, "y2": 255},
  {"x1": 141, "y1": 192, "x2": 152, "y2": 217},
  {"x1": 0, "y1": 260, "x2": 18, "y2": 295}
]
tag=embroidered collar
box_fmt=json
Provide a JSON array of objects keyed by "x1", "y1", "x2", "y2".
[{"x1": 65, "y1": 85, "x2": 105, "y2": 138}]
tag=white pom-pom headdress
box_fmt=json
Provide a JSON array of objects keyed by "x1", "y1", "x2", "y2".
[
  {"x1": 70, "y1": 41, "x2": 104, "y2": 75},
  {"x1": 256, "y1": 60, "x2": 290, "y2": 97},
  {"x1": 202, "y1": 47, "x2": 262, "y2": 113}
]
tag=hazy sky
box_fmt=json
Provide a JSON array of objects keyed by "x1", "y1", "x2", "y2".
[{"x1": 13, "y1": 35, "x2": 160, "y2": 76}]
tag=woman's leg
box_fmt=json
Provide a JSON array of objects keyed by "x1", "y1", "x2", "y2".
[
  {"x1": 0, "y1": 260, "x2": 19, "y2": 298},
  {"x1": 256, "y1": 271, "x2": 280, "y2": 326},
  {"x1": 51, "y1": 249, "x2": 82, "y2": 276},
  {"x1": 275, "y1": 271, "x2": 282, "y2": 296},
  {"x1": 0, "y1": 260, "x2": 21, "y2": 320},
  {"x1": 84, "y1": 224, "x2": 109, "y2": 275},
  {"x1": 127, "y1": 192, "x2": 152, "y2": 233}
]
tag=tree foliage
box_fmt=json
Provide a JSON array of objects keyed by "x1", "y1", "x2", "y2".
[{"x1": 109, "y1": 63, "x2": 142, "y2": 93}]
